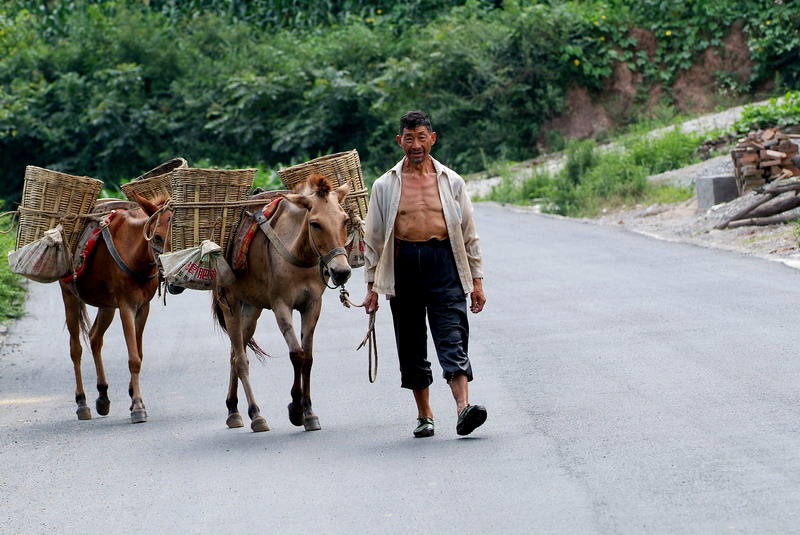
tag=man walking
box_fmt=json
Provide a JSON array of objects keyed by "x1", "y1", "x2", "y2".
[{"x1": 362, "y1": 110, "x2": 487, "y2": 438}]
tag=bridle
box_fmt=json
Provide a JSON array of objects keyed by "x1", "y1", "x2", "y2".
[
  {"x1": 307, "y1": 223, "x2": 348, "y2": 289},
  {"x1": 252, "y1": 201, "x2": 348, "y2": 289}
]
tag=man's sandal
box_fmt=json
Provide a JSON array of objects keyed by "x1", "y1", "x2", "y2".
[
  {"x1": 456, "y1": 404, "x2": 487, "y2": 436},
  {"x1": 413, "y1": 417, "x2": 435, "y2": 438}
]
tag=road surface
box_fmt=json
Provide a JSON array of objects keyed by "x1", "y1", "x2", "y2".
[{"x1": 2, "y1": 203, "x2": 799, "y2": 534}]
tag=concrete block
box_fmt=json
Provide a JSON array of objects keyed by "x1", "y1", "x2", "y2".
[{"x1": 696, "y1": 174, "x2": 738, "y2": 211}]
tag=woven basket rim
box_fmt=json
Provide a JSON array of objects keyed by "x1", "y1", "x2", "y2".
[
  {"x1": 277, "y1": 150, "x2": 358, "y2": 175},
  {"x1": 134, "y1": 157, "x2": 188, "y2": 181},
  {"x1": 173, "y1": 167, "x2": 258, "y2": 173},
  {"x1": 24, "y1": 165, "x2": 104, "y2": 186}
]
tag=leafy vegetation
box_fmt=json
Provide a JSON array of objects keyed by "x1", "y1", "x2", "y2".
[
  {"x1": 0, "y1": 222, "x2": 27, "y2": 322},
  {"x1": 0, "y1": 0, "x2": 797, "y2": 204},
  {"x1": 732, "y1": 91, "x2": 800, "y2": 133},
  {"x1": 484, "y1": 128, "x2": 703, "y2": 216}
]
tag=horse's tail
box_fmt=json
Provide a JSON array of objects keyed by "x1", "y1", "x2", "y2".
[
  {"x1": 211, "y1": 289, "x2": 270, "y2": 363},
  {"x1": 78, "y1": 301, "x2": 91, "y2": 337},
  {"x1": 75, "y1": 299, "x2": 92, "y2": 347}
]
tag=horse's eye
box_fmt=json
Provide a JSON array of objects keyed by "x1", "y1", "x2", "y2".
[{"x1": 310, "y1": 221, "x2": 322, "y2": 230}]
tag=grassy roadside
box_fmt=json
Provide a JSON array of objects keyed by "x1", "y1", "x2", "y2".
[
  {"x1": 481, "y1": 91, "x2": 800, "y2": 217},
  {"x1": 480, "y1": 127, "x2": 706, "y2": 217},
  {"x1": 0, "y1": 227, "x2": 28, "y2": 323}
]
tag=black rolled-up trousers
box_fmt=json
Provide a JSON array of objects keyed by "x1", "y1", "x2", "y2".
[{"x1": 389, "y1": 238, "x2": 472, "y2": 390}]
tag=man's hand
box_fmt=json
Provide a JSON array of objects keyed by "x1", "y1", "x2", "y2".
[
  {"x1": 363, "y1": 284, "x2": 379, "y2": 314},
  {"x1": 470, "y1": 278, "x2": 486, "y2": 314}
]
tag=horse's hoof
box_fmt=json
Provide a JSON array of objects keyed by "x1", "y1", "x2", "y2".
[
  {"x1": 304, "y1": 416, "x2": 321, "y2": 431},
  {"x1": 251, "y1": 416, "x2": 270, "y2": 433},
  {"x1": 96, "y1": 399, "x2": 110, "y2": 416},
  {"x1": 76, "y1": 406, "x2": 92, "y2": 420},
  {"x1": 288, "y1": 402, "x2": 304, "y2": 426},
  {"x1": 226, "y1": 413, "x2": 244, "y2": 428},
  {"x1": 131, "y1": 409, "x2": 148, "y2": 424}
]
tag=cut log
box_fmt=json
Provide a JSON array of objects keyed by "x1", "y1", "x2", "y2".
[
  {"x1": 727, "y1": 214, "x2": 800, "y2": 228},
  {"x1": 742, "y1": 192, "x2": 800, "y2": 219},
  {"x1": 715, "y1": 193, "x2": 779, "y2": 229},
  {"x1": 759, "y1": 159, "x2": 782, "y2": 167}
]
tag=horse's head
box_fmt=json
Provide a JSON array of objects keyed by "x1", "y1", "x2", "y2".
[
  {"x1": 133, "y1": 192, "x2": 173, "y2": 255},
  {"x1": 282, "y1": 173, "x2": 352, "y2": 287}
]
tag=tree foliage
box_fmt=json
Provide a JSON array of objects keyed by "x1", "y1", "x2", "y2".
[{"x1": 0, "y1": 0, "x2": 797, "y2": 201}]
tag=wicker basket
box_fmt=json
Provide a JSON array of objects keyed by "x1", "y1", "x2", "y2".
[
  {"x1": 121, "y1": 157, "x2": 188, "y2": 202},
  {"x1": 169, "y1": 168, "x2": 256, "y2": 254},
  {"x1": 277, "y1": 150, "x2": 369, "y2": 233},
  {"x1": 16, "y1": 166, "x2": 104, "y2": 252}
]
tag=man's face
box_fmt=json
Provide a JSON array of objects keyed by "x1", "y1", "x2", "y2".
[{"x1": 396, "y1": 125, "x2": 436, "y2": 164}]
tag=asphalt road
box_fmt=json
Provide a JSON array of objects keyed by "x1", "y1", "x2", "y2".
[{"x1": 2, "y1": 203, "x2": 800, "y2": 534}]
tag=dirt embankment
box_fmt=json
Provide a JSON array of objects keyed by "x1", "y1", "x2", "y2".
[{"x1": 539, "y1": 22, "x2": 761, "y2": 149}]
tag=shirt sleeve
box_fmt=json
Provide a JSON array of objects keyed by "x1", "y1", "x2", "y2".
[
  {"x1": 457, "y1": 179, "x2": 483, "y2": 280},
  {"x1": 363, "y1": 179, "x2": 386, "y2": 284}
]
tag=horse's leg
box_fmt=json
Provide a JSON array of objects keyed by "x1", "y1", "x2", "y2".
[
  {"x1": 117, "y1": 302, "x2": 147, "y2": 423},
  {"x1": 218, "y1": 292, "x2": 269, "y2": 432},
  {"x1": 298, "y1": 300, "x2": 322, "y2": 431},
  {"x1": 273, "y1": 301, "x2": 318, "y2": 431},
  {"x1": 226, "y1": 304, "x2": 264, "y2": 428},
  {"x1": 129, "y1": 301, "x2": 150, "y2": 422},
  {"x1": 88, "y1": 307, "x2": 116, "y2": 416},
  {"x1": 60, "y1": 284, "x2": 90, "y2": 420}
]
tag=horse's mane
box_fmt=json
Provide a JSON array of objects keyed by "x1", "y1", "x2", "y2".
[{"x1": 306, "y1": 173, "x2": 334, "y2": 198}]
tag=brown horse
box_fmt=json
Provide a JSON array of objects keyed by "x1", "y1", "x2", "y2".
[
  {"x1": 213, "y1": 174, "x2": 351, "y2": 432},
  {"x1": 59, "y1": 193, "x2": 171, "y2": 423}
]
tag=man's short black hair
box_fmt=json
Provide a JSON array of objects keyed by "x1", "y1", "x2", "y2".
[{"x1": 399, "y1": 110, "x2": 433, "y2": 136}]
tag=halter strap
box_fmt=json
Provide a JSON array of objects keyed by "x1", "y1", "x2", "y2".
[
  {"x1": 101, "y1": 225, "x2": 157, "y2": 283},
  {"x1": 253, "y1": 208, "x2": 316, "y2": 268}
]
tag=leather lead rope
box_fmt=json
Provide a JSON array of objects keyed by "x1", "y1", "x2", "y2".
[{"x1": 340, "y1": 287, "x2": 378, "y2": 383}]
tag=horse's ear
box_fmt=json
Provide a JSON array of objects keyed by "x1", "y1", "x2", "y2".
[
  {"x1": 132, "y1": 192, "x2": 158, "y2": 216},
  {"x1": 334, "y1": 181, "x2": 351, "y2": 204},
  {"x1": 280, "y1": 193, "x2": 312, "y2": 210}
]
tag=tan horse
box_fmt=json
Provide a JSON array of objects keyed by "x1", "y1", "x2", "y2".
[
  {"x1": 213, "y1": 174, "x2": 351, "y2": 432},
  {"x1": 59, "y1": 194, "x2": 171, "y2": 423}
]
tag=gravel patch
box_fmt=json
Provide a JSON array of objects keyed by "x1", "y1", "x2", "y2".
[{"x1": 588, "y1": 193, "x2": 800, "y2": 270}]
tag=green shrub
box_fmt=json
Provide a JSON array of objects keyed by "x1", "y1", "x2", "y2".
[
  {"x1": 485, "y1": 128, "x2": 699, "y2": 217},
  {"x1": 484, "y1": 166, "x2": 555, "y2": 205},
  {"x1": 0, "y1": 224, "x2": 27, "y2": 321},
  {"x1": 732, "y1": 91, "x2": 800, "y2": 133},
  {"x1": 624, "y1": 127, "x2": 702, "y2": 174}
]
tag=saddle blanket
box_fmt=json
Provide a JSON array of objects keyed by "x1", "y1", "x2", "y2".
[{"x1": 231, "y1": 197, "x2": 282, "y2": 272}]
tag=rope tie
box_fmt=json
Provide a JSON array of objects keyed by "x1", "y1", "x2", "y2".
[
  {"x1": 143, "y1": 202, "x2": 172, "y2": 243},
  {"x1": 0, "y1": 210, "x2": 19, "y2": 234},
  {"x1": 339, "y1": 286, "x2": 378, "y2": 383}
]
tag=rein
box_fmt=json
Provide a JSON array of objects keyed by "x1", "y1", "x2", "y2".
[{"x1": 339, "y1": 287, "x2": 378, "y2": 383}]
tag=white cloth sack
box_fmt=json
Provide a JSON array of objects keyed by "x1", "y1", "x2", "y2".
[
  {"x1": 158, "y1": 240, "x2": 235, "y2": 290},
  {"x1": 7, "y1": 225, "x2": 72, "y2": 283},
  {"x1": 345, "y1": 220, "x2": 366, "y2": 268}
]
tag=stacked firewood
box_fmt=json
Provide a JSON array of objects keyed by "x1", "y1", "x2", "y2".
[
  {"x1": 717, "y1": 128, "x2": 800, "y2": 229},
  {"x1": 730, "y1": 128, "x2": 800, "y2": 193}
]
